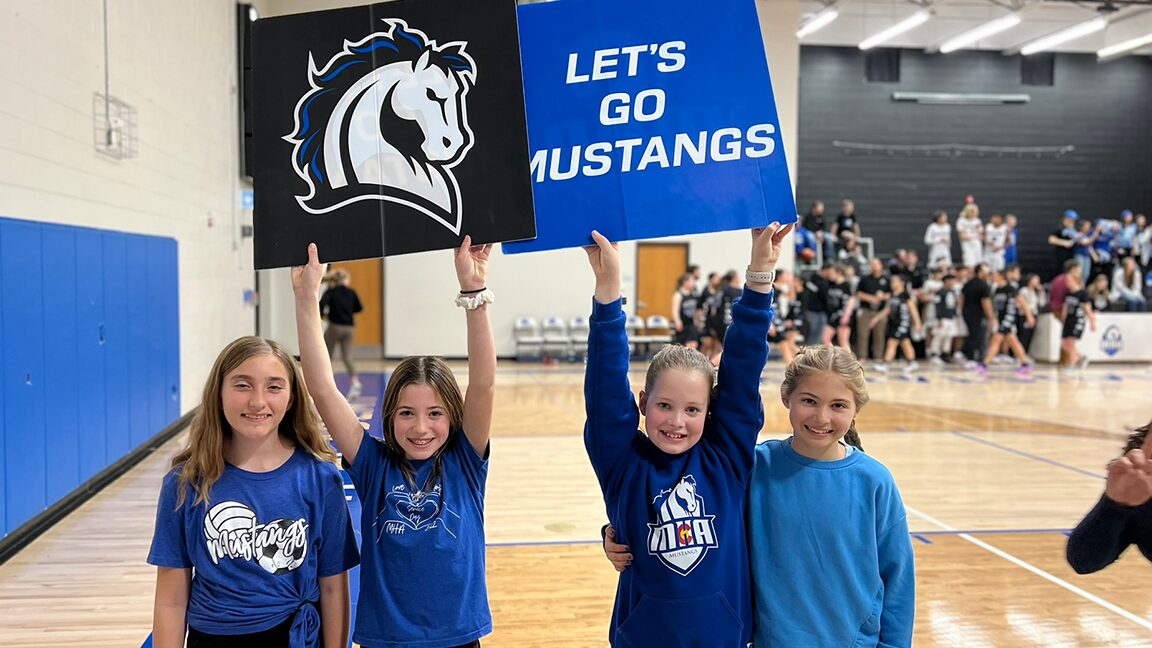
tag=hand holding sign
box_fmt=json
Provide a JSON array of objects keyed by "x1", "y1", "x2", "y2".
[
  {"x1": 750, "y1": 223, "x2": 795, "y2": 274},
  {"x1": 1105, "y1": 433, "x2": 1152, "y2": 507},
  {"x1": 454, "y1": 235, "x2": 493, "y2": 293},
  {"x1": 291, "y1": 243, "x2": 328, "y2": 302},
  {"x1": 584, "y1": 230, "x2": 622, "y2": 305}
]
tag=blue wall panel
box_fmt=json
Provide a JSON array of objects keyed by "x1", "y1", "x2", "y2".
[
  {"x1": 125, "y1": 236, "x2": 151, "y2": 448},
  {"x1": 42, "y1": 226, "x2": 81, "y2": 502},
  {"x1": 145, "y1": 239, "x2": 171, "y2": 434},
  {"x1": 102, "y1": 233, "x2": 130, "y2": 466},
  {"x1": 75, "y1": 228, "x2": 107, "y2": 484},
  {"x1": 161, "y1": 240, "x2": 180, "y2": 423},
  {"x1": 2, "y1": 220, "x2": 47, "y2": 532},
  {"x1": 0, "y1": 223, "x2": 6, "y2": 538}
]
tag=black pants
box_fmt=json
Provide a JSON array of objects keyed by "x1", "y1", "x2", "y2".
[
  {"x1": 1018, "y1": 322, "x2": 1036, "y2": 356},
  {"x1": 187, "y1": 616, "x2": 292, "y2": 647},
  {"x1": 961, "y1": 312, "x2": 986, "y2": 360}
]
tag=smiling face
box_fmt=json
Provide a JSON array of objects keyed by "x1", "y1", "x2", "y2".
[
  {"x1": 221, "y1": 354, "x2": 292, "y2": 443},
  {"x1": 640, "y1": 368, "x2": 711, "y2": 455},
  {"x1": 783, "y1": 371, "x2": 858, "y2": 460},
  {"x1": 391, "y1": 383, "x2": 452, "y2": 461}
]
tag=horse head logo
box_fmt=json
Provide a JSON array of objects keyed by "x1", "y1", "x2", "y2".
[{"x1": 284, "y1": 19, "x2": 477, "y2": 234}]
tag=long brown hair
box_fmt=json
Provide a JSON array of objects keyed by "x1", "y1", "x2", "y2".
[
  {"x1": 171, "y1": 336, "x2": 336, "y2": 507},
  {"x1": 381, "y1": 356, "x2": 465, "y2": 489},
  {"x1": 780, "y1": 345, "x2": 870, "y2": 451}
]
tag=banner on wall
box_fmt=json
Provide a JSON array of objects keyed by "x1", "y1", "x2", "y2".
[
  {"x1": 502, "y1": 0, "x2": 797, "y2": 254},
  {"x1": 251, "y1": 0, "x2": 536, "y2": 269}
]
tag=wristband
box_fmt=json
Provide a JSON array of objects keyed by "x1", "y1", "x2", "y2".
[
  {"x1": 455, "y1": 288, "x2": 494, "y2": 310},
  {"x1": 745, "y1": 267, "x2": 776, "y2": 284}
]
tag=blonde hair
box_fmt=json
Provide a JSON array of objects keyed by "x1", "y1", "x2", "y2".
[
  {"x1": 381, "y1": 356, "x2": 465, "y2": 488},
  {"x1": 644, "y1": 344, "x2": 716, "y2": 395},
  {"x1": 171, "y1": 336, "x2": 336, "y2": 507},
  {"x1": 779, "y1": 345, "x2": 869, "y2": 450},
  {"x1": 959, "y1": 203, "x2": 980, "y2": 220}
]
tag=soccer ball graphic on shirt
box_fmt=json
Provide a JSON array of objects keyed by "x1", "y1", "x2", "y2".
[{"x1": 256, "y1": 518, "x2": 309, "y2": 575}]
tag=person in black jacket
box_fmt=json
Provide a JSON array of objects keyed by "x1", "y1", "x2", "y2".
[
  {"x1": 1067, "y1": 420, "x2": 1152, "y2": 574},
  {"x1": 320, "y1": 268, "x2": 364, "y2": 397}
]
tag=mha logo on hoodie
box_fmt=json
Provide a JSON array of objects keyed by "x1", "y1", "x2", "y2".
[{"x1": 647, "y1": 476, "x2": 717, "y2": 576}]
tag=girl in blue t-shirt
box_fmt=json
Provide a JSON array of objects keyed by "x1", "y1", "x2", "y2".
[
  {"x1": 293, "y1": 238, "x2": 496, "y2": 648},
  {"x1": 148, "y1": 336, "x2": 360, "y2": 648}
]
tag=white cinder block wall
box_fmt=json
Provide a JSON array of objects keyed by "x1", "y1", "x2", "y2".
[{"x1": 0, "y1": 1, "x2": 256, "y2": 414}]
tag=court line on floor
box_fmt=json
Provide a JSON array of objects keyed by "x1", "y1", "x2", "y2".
[
  {"x1": 906, "y1": 505, "x2": 1152, "y2": 632},
  {"x1": 952, "y1": 431, "x2": 1106, "y2": 481},
  {"x1": 484, "y1": 528, "x2": 1076, "y2": 548}
]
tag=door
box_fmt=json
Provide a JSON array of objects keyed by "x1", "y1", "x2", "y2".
[
  {"x1": 327, "y1": 258, "x2": 383, "y2": 349},
  {"x1": 636, "y1": 243, "x2": 688, "y2": 320}
]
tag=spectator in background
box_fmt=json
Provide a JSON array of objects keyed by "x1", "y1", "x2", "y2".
[
  {"x1": 321, "y1": 268, "x2": 365, "y2": 397},
  {"x1": 1137, "y1": 213, "x2": 1151, "y2": 270},
  {"x1": 803, "y1": 264, "x2": 833, "y2": 345},
  {"x1": 957, "y1": 203, "x2": 984, "y2": 269},
  {"x1": 924, "y1": 210, "x2": 953, "y2": 270},
  {"x1": 794, "y1": 226, "x2": 819, "y2": 266},
  {"x1": 1088, "y1": 274, "x2": 1112, "y2": 313},
  {"x1": 1092, "y1": 220, "x2": 1117, "y2": 281},
  {"x1": 984, "y1": 212, "x2": 1008, "y2": 273},
  {"x1": 1048, "y1": 259, "x2": 1082, "y2": 323},
  {"x1": 958, "y1": 263, "x2": 994, "y2": 363},
  {"x1": 837, "y1": 231, "x2": 869, "y2": 275},
  {"x1": 1116, "y1": 210, "x2": 1137, "y2": 260},
  {"x1": 1112, "y1": 256, "x2": 1147, "y2": 312},
  {"x1": 802, "y1": 200, "x2": 836, "y2": 263},
  {"x1": 1073, "y1": 219, "x2": 1097, "y2": 283},
  {"x1": 1018, "y1": 273, "x2": 1045, "y2": 355},
  {"x1": 831, "y1": 199, "x2": 862, "y2": 251},
  {"x1": 901, "y1": 250, "x2": 928, "y2": 294},
  {"x1": 854, "y1": 258, "x2": 890, "y2": 362},
  {"x1": 1005, "y1": 214, "x2": 1019, "y2": 266},
  {"x1": 1048, "y1": 209, "x2": 1080, "y2": 275}
]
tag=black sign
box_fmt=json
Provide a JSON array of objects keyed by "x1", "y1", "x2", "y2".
[{"x1": 252, "y1": 0, "x2": 535, "y2": 269}]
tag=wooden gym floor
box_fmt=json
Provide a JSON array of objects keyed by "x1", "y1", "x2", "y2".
[{"x1": 2, "y1": 358, "x2": 1152, "y2": 647}]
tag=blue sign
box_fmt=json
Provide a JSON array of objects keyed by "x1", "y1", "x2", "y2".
[
  {"x1": 503, "y1": 0, "x2": 796, "y2": 253},
  {"x1": 1100, "y1": 324, "x2": 1123, "y2": 357}
]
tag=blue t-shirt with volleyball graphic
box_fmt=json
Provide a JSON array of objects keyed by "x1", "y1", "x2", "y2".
[
  {"x1": 147, "y1": 448, "x2": 359, "y2": 644},
  {"x1": 345, "y1": 431, "x2": 491, "y2": 648},
  {"x1": 584, "y1": 288, "x2": 772, "y2": 647}
]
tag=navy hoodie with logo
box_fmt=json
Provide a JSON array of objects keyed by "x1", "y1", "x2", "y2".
[{"x1": 584, "y1": 288, "x2": 771, "y2": 647}]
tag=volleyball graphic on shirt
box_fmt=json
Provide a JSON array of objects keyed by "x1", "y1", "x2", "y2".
[
  {"x1": 205, "y1": 501, "x2": 257, "y2": 541},
  {"x1": 647, "y1": 475, "x2": 718, "y2": 576}
]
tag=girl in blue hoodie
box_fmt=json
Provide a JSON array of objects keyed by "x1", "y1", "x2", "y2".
[{"x1": 583, "y1": 223, "x2": 791, "y2": 647}]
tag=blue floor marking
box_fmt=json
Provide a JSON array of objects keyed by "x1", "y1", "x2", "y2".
[{"x1": 952, "y1": 431, "x2": 1106, "y2": 481}]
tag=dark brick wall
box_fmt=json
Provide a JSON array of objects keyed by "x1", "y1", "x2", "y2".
[{"x1": 796, "y1": 46, "x2": 1152, "y2": 279}]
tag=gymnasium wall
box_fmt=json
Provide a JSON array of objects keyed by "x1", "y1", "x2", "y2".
[
  {"x1": 0, "y1": 2, "x2": 254, "y2": 539},
  {"x1": 0, "y1": 1, "x2": 255, "y2": 411},
  {"x1": 796, "y1": 46, "x2": 1152, "y2": 279}
]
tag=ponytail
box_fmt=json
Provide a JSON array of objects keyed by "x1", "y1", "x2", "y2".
[{"x1": 844, "y1": 420, "x2": 864, "y2": 452}]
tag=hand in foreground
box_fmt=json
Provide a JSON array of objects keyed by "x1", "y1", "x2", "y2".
[
  {"x1": 584, "y1": 230, "x2": 621, "y2": 304},
  {"x1": 454, "y1": 235, "x2": 493, "y2": 293},
  {"x1": 603, "y1": 525, "x2": 632, "y2": 572},
  {"x1": 291, "y1": 243, "x2": 326, "y2": 299},
  {"x1": 1106, "y1": 434, "x2": 1152, "y2": 507},
  {"x1": 750, "y1": 223, "x2": 796, "y2": 272}
]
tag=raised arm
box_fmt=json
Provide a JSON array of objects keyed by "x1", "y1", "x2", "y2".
[
  {"x1": 1069, "y1": 436, "x2": 1152, "y2": 573},
  {"x1": 583, "y1": 230, "x2": 640, "y2": 491},
  {"x1": 293, "y1": 243, "x2": 365, "y2": 464},
  {"x1": 709, "y1": 224, "x2": 793, "y2": 475},
  {"x1": 455, "y1": 236, "x2": 496, "y2": 455}
]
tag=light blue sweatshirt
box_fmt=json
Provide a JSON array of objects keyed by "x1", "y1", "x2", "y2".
[{"x1": 748, "y1": 439, "x2": 915, "y2": 647}]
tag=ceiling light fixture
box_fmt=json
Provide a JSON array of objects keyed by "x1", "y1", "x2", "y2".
[
  {"x1": 798, "y1": 6, "x2": 840, "y2": 38},
  {"x1": 937, "y1": 13, "x2": 1022, "y2": 53},
  {"x1": 1097, "y1": 33, "x2": 1152, "y2": 60},
  {"x1": 1019, "y1": 16, "x2": 1108, "y2": 56},
  {"x1": 859, "y1": 9, "x2": 932, "y2": 51}
]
